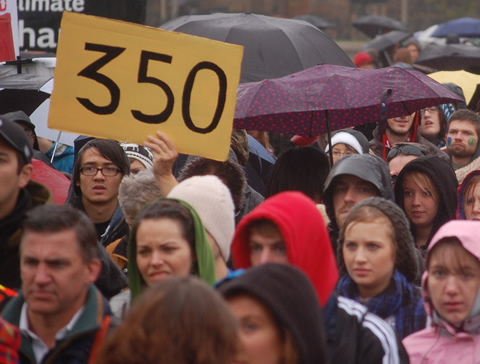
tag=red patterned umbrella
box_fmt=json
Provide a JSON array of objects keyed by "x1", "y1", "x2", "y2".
[{"x1": 234, "y1": 64, "x2": 464, "y2": 137}]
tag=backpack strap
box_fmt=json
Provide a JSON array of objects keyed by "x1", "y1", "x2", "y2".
[{"x1": 88, "y1": 315, "x2": 112, "y2": 364}]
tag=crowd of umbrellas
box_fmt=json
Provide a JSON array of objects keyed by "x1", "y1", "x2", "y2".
[{"x1": 0, "y1": 12, "x2": 479, "y2": 147}]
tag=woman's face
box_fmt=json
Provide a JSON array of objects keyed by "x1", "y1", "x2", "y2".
[
  {"x1": 403, "y1": 173, "x2": 439, "y2": 229},
  {"x1": 343, "y1": 217, "x2": 396, "y2": 298},
  {"x1": 421, "y1": 106, "x2": 442, "y2": 139},
  {"x1": 136, "y1": 218, "x2": 193, "y2": 286},
  {"x1": 464, "y1": 182, "x2": 480, "y2": 221},
  {"x1": 228, "y1": 294, "x2": 284, "y2": 364},
  {"x1": 428, "y1": 244, "x2": 480, "y2": 326},
  {"x1": 331, "y1": 143, "x2": 357, "y2": 165}
]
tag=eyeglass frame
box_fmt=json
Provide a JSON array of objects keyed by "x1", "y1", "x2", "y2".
[
  {"x1": 79, "y1": 166, "x2": 122, "y2": 177},
  {"x1": 420, "y1": 106, "x2": 440, "y2": 115},
  {"x1": 331, "y1": 150, "x2": 355, "y2": 158},
  {"x1": 386, "y1": 144, "x2": 424, "y2": 162}
]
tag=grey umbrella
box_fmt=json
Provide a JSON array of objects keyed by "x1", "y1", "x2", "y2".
[
  {"x1": 415, "y1": 43, "x2": 480, "y2": 74},
  {"x1": 160, "y1": 12, "x2": 353, "y2": 83},
  {"x1": 293, "y1": 14, "x2": 335, "y2": 30},
  {"x1": 362, "y1": 30, "x2": 411, "y2": 66},
  {"x1": 353, "y1": 15, "x2": 408, "y2": 38}
]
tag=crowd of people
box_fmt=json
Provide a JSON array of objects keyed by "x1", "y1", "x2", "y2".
[{"x1": 1, "y1": 35, "x2": 480, "y2": 364}]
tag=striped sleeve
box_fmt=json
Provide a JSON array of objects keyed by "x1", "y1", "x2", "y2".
[{"x1": 338, "y1": 296, "x2": 404, "y2": 364}]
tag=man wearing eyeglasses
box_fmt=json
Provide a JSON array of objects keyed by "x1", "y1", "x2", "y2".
[
  {"x1": 68, "y1": 139, "x2": 130, "y2": 247},
  {"x1": 66, "y1": 139, "x2": 130, "y2": 298}
]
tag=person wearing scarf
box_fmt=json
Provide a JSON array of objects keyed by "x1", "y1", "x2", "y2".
[
  {"x1": 336, "y1": 197, "x2": 426, "y2": 339},
  {"x1": 110, "y1": 197, "x2": 216, "y2": 317}
]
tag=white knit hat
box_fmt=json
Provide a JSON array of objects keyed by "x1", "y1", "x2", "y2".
[{"x1": 168, "y1": 175, "x2": 235, "y2": 261}]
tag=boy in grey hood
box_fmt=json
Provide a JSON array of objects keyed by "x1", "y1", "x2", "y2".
[{"x1": 323, "y1": 154, "x2": 394, "y2": 252}]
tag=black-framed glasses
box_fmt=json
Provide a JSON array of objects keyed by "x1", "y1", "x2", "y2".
[
  {"x1": 79, "y1": 166, "x2": 121, "y2": 177},
  {"x1": 387, "y1": 144, "x2": 424, "y2": 162}
]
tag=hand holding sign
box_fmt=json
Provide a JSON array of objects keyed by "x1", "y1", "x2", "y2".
[
  {"x1": 49, "y1": 12, "x2": 243, "y2": 161},
  {"x1": 145, "y1": 130, "x2": 179, "y2": 195}
]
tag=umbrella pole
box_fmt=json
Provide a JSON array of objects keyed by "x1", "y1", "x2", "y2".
[
  {"x1": 326, "y1": 110, "x2": 334, "y2": 166},
  {"x1": 50, "y1": 132, "x2": 62, "y2": 163}
]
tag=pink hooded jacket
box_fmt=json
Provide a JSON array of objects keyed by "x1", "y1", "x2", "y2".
[{"x1": 402, "y1": 220, "x2": 480, "y2": 364}]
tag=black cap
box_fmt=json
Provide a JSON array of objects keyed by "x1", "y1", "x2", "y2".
[
  {"x1": 0, "y1": 110, "x2": 36, "y2": 131},
  {"x1": 0, "y1": 117, "x2": 33, "y2": 163}
]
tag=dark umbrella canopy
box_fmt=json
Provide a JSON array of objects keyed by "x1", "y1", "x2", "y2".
[
  {"x1": 415, "y1": 43, "x2": 480, "y2": 74},
  {"x1": 234, "y1": 65, "x2": 464, "y2": 137},
  {"x1": 293, "y1": 14, "x2": 334, "y2": 30},
  {"x1": 362, "y1": 30, "x2": 411, "y2": 52},
  {"x1": 431, "y1": 17, "x2": 480, "y2": 38},
  {"x1": 0, "y1": 74, "x2": 51, "y2": 114},
  {"x1": 160, "y1": 12, "x2": 354, "y2": 83},
  {"x1": 353, "y1": 15, "x2": 408, "y2": 38}
]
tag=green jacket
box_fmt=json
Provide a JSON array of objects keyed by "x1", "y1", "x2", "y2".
[{"x1": 2, "y1": 285, "x2": 114, "y2": 364}]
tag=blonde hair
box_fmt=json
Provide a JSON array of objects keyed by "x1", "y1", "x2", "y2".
[{"x1": 406, "y1": 171, "x2": 439, "y2": 202}]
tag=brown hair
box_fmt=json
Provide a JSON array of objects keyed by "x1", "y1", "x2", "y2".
[
  {"x1": 247, "y1": 218, "x2": 281, "y2": 239},
  {"x1": 94, "y1": 276, "x2": 239, "y2": 364},
  {"x1": 21, "y1": 205, "x2": 99, "y2": 263},
  {"x1": 427, "y1": 238, "x2": 480, "y2": 276},
  {"x1": 448, "y1": 109, "x2": 480, "y2": 138},
  {"x1": 463, "y1": 175, "x2": 480, "y2": 212}
]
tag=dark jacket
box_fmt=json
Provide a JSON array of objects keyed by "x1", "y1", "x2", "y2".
[
  {"x1": 0, "y1": 181, "x2": 51, "y2": 290},
  {"x1": 394, "y1": 156, "x2": 458, "y2": 252},
  {"x1": 325, "y1": 296, "x2": 409, "y2": 364},
  {"x1": 2, "y1": 285, "x2": 116, "y2": 364},
  {"x1": 232, "y1": 191, "x2": 407, "y2": 364},
  {"x1": 65, "y1": 195, "x2": 128, "y2": 299},
  {"x1": 218, "y1": 263, "x2": 328, "y2": 364},
  {"x1": 323, "y1": 154, "x2": 394, "y2": 249},
  {"x1": 337, "y1": 270, "x2": 426, "y2": 339}
]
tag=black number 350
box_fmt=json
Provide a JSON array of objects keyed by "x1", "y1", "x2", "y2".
[{"x1": 76, "y1": 42, "x2": 228, "y2": 134}]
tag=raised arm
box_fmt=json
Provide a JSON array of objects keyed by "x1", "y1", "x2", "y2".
[{"x1": 144, "y1": 131, "x2": 179, "y2": 196}]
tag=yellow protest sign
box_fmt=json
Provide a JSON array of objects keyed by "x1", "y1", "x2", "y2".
[{"x1": 49, "y1": 12, "x2": 243, "y2": 161}]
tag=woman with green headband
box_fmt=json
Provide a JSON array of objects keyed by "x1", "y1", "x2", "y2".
[{"x1": 110, "y1": 198, "x2": 216, "y2": 316}]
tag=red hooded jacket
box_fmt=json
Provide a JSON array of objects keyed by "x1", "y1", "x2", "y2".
[{"x1": 232, "y1": 191, "x2": 338, "y2": 307}]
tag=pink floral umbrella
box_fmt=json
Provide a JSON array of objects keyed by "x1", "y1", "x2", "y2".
[{"x1": 234, "y1": 64, "x2": 464, "y2": 137}]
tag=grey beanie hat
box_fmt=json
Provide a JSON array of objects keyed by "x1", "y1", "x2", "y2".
[{"x1": 338, "y1": 196, "x2": 418, "y2": 282}]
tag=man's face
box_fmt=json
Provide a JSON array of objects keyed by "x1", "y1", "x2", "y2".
[
  {"x1": 248, "y1": 226, "x2": 288, "y2": 266},
  {"x1": 76, "y1": 147, "x2": 123, "y2": 207},
  {"x1": 21, "y1": 229, "x2": 100, "y2": 321},
  {"x1": 332, "y1": 175, "x2": 379, "y2": 228},
  {"x1": 0, "y1": 139, "x2": 31, "y2": 220},
  {"x1": 446, "y1": 120, "x2": 479, "y2": 159},
  {"x1": 386, "y1": 114, "x2": 415, "y2": 138}
]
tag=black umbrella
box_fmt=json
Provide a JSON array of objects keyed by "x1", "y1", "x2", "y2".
[
  {"x1": 293, "y1": 14, "x2": 334, "y2": 30},
  {"x1": 363, "y1": 30, "x2": 411, "y2": 52},
  {"x1": 353, "y1": 15, "x2": 408, "y2": 38},
  {"x1": 0, "y1": 73, "x2": 51, "y2": 115},
  {"x1": 160, "y1": 12, "x2": 354, "y2": 83},
  {"x1": 414, "y1": 43, "x2": 480, "y2": 74},
  {"x1": 362, "y1": 30, "x2": 411, "y2": 66}
]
